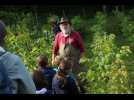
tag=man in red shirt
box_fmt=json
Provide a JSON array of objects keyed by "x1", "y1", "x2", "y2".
[{"x1": 52, "y1": 17, "x2": 84, "y2": 74}]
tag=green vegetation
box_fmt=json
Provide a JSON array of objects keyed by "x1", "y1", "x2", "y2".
[{"x1": 1, "y1": 7, "x2": 134, "y2": 93}]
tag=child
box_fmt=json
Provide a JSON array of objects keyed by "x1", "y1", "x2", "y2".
[
  {"x1": 52, "y1": 58, "x2": 80, "y2": 94},
  {"x1": 32, "y1": 54, "x2": 56, "y2": 94}
]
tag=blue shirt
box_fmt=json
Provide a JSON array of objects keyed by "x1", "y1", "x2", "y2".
[
  {"x1": 0, "y1": 46, "x2": 36, "y2": 94},
  {"x1": 40, "y1": 67, "x2": 56, "y2": 90},
  {"x1": 52, "y1": 69, "x2": 79, "y2": 94},
  {"x1": 0, "y1": 61, "x2": 12, "y2": 94}
]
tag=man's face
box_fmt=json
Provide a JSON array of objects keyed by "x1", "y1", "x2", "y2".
[{"x1": 60, "y1": 22, "x2": 71, "y2": 36}]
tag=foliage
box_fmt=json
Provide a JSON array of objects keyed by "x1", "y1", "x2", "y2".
[
  {"x1": 5, "y1": 24, "x2": 53, "y2": 72},
  {"x1": 2, "y1": 9, "x2": 134, "y2": 93}
]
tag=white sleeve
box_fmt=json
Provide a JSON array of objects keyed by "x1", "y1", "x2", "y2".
[{"x1": 36, "y1": 88, "x2": 47, "y2": 94}]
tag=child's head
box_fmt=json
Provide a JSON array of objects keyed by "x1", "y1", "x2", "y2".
[
  {"x1": 54, "y1": 56, "x2": 62, "y2": 65},
  {"x1": 37, "y1": 54, "x2": 48, "y2": 68},
  {"x1": 59, "y1": 58, "x2": 72, "y2": 74}
]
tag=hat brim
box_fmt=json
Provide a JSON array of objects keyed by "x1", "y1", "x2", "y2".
[{"x1": 59, "y1": 21, "x2": 70, "y2": 24}]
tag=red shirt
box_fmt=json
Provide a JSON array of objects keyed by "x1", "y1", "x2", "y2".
[{"x1": 52, "y1": 31, "x2": 84, "y2": 55}]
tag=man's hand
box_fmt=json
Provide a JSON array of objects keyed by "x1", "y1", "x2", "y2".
[
  {"x1": 51, "y1": 59, "x2": 55, "y2": 65},
  {"x1": 52, "y1": 54, "x2": 56, "y2": 65}
]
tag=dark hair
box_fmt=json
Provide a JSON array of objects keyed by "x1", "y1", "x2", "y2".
[
  {"x1": 59, "y1": 58, "x2": 72, "y2": 71},
  {"x1": 32, "y1": 70, "x2": 48, "y2": 90},
  {"x1": 37, "y1": 55, "x2": 48, "y2": 68},
  {"x1": 55, "y1": 70, "x2": 67, "y2": 89}
]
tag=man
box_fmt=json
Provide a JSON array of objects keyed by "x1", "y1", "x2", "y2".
[
  {"x1": 0, "y1": 20, "x2": 36, "y2": 94},
  {"x1": 52, "y1": 17, "x2": 84, "y2": 74}
]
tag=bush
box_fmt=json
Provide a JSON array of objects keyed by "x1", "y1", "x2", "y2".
[
  {"x1": 81, "y1": 33, "x2": 132, "y2": 93},
  {"x1": 2, "y1": 9, "x2": 134, "y2": 94}
]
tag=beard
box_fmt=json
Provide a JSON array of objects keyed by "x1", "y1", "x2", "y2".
[{"x1": 62, "y1": 27, "x2": 71, "y2": 36}]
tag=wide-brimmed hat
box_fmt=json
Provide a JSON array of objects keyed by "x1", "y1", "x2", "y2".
[{"x1": 59, "y1": 17, "x2": 71, "y2": 25}]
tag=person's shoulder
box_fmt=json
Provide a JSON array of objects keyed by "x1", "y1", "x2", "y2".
[
  {"x1": 6, "y1": 52, "x2": 21, "y2": 62},
  {"x1": 47, "y1": 67, "x2": 53, "y2": 70},
  {"x1": 47, "y1": 67, "x2": 57, "y2": 73},
  {"x1": 66, "y1": 75, "x2": 75, "y2": 82},
  {"x1": 32, "y1": 69, "x2": 44, "y2": 78},
  {"x1": 71, "y1": 31, "x2": 79, "y2": 36},
  {"x1": 5, "y1": 52, "x2": 27, "y2": 70},
  {"x1": 56, "y1": 32, "x2": 62, "y2": 37},
  {"x1": 0, "y1": 51, "x2": 24, "y2": 69},
  {"x1": 33, "y1": 69, "x2": 40, "y2": 74},
  {"x1": 72, "y1": 31, "x2": 82, "y2": 38},
  {"x1": 73, "y1": 31, "x2": 81, "y2": 35}
]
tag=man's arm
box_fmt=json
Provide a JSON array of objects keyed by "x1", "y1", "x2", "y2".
[
  {"x1": 52, "y1": 53, "x2": 56, "y2": 65},
  {"x1": 52, "y1": 34, "x2": 59, "y2": 65}
]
